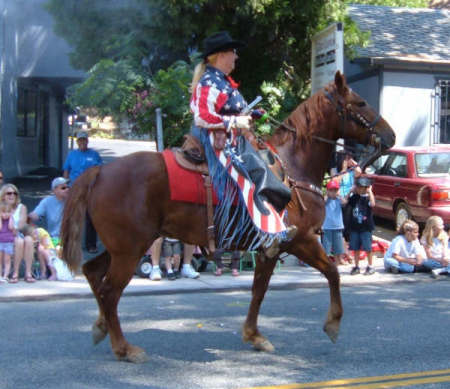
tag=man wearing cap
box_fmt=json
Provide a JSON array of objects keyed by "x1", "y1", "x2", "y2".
[
  {"x1": 63, "y1": 131, "x2": 102, "y2": 253},
  {"x1": 189, "y1": 31, "x2": 296, "y2": 258},
  {"x1": 63, "y1": 131, "x2": 102, "y2": 183},
  {"x1": 29, "y1": 177, "x2": 69, "y2": 242}
]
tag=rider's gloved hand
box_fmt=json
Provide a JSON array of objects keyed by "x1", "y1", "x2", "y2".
[
  {"x1": 251, "y1": 108, "x2": 266, "y2": 120},
  {"x1": 235, "y1": 115, "x2": 252, "y2": 129}
]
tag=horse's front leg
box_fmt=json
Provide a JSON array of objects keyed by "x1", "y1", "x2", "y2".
[
  {"x1": 242, "y1": 252, "x2": 278, "y2": 352},
  {"x1": 288, "y1": 235, "x2": 343, "y2": 343}
]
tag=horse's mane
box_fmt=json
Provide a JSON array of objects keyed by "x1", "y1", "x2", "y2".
[{"x1": 281, "y1": 83, "x2": 336, "y2": 146}]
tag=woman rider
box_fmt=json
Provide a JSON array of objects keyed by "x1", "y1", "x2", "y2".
[{"x1": 190, "y1": 31, "x2": 297, "y2": 258}]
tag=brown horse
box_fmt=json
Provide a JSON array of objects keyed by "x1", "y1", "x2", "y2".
[{"x1": 61, "y1": 72, "x2": 395, "y2": 362}]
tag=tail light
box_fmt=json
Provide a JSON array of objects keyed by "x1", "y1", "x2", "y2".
[{"x1": 431, "y1": 189, "x2": 450, "y2": 201}]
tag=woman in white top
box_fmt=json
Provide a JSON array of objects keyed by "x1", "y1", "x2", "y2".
[
  {"x1": 384, "y1": 219, "x2": 426, "y2": 274},
  {"x1": 421, "y1": 215, "x2": 450, "y2": 278},
  {"x1": 3, "y1": 184, "x2": 35, "y2": 283}
]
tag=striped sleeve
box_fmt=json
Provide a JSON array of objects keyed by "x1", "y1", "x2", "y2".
[{"x1": 191, "y1": 83, "x2": 232, "y2": 130}]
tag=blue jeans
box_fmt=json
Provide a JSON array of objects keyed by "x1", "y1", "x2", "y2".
[
  {"x1": 423, "y1": 259, "x2": 450, "y2": 270},
  {"x1": 384, "y1": 257, "x2": 415, "y2": 273},
  {"x1": 322, "y1": 229, "x2": 345, "y2": 256},
  {"x1": 349, "y1": 231, "x2": 372, "y2": 252}
]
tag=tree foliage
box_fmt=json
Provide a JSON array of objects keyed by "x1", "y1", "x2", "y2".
[{"x1": 45, "y1": 0, "x2": 430, "y2": 145}]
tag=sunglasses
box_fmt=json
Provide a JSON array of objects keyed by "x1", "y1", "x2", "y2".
[
  {"x1": 5, "y1": 191, "x2": 17, "y2": 196},
  {"x1": 60, "y1": 186, "x2": 69, "y2": 190}
]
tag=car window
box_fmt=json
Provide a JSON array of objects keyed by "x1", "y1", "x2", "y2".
[
  {"x1": 385, "y1": 154, "x2": 407, "y2": 177},
  {"x1": 366, "y1": 154, "x2": 389, "y2": 174},
  {"x1": 415, "y1": 152, "x2": 450, "y2": 177}
]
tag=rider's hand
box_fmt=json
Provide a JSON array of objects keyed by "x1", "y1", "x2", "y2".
[{"x1": 235, "y1": 115, "x2": 252, "y2": 129}]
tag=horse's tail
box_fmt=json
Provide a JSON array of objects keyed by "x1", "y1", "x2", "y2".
[{"x1": 61, "y1": 166, "x2": 101, "y2": 272}]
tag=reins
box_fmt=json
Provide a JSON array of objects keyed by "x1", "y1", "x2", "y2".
[{"x1": 250, "y1": 90, "x2": 384, "y2": 210}]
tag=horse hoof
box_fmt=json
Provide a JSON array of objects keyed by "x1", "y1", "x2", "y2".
[
  {"x1": 117, "y1": 346, "x2": 149, "y2": 363},
  {"x1": 323, "y1": 322, "x2": 340, "y2": 343},
  {"x1": 253, "y1": 338, "x2": 275, "y2": 352},
  {"x1": 92, "y1": 323, "x2": 107, "y2": 345}
]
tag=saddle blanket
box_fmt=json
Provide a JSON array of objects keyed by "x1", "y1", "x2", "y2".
[{"x1": 162, "y1": 149, "x2": 221, "y2": 205}]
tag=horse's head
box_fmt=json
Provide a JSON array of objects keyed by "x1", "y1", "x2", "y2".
[{"x1": 324, "y1": 71, "x2": 396, "y2": 168}]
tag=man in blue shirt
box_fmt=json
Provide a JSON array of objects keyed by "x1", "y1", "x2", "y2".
[
  {"x1": 29, "y1": 177, "x2": 69, "y2": 242},
  {"x1": 63, "y1": 131, "x2": 103, "y2": 253}
]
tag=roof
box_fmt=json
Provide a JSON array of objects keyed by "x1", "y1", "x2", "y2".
[{"x1": 347, "y1": 4, "x2": 450, "y2": 62}]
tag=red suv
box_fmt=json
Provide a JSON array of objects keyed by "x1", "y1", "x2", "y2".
[{"x1": 365, "y1": 145, "x2": 450, "y2": 229}]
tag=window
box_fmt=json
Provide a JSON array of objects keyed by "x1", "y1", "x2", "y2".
[
  {"x1": 437, "y1": 80, "x2": 450, "y2": 144},
  {"x1": 16, "y1": 87, "x2": 37, "y2": 137}
]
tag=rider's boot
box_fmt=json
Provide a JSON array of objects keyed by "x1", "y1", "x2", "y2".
[{"x1": 264, "y1": 225, "x2": 297, "y2": 259}]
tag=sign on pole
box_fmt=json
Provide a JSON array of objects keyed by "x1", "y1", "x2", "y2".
[{"x1": 311, "y1": 22, "x2": 344, "y2": 95}]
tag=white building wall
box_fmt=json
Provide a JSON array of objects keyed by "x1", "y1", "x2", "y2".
[{"x1": 381, "y1": 71, "x2": 436, "y2": 147}]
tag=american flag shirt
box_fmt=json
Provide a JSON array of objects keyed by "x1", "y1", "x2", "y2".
[
  {"x1": 190, "y1": 65, "x2": 288, "y2": 238},
  {"x1": 190, "y1": 65, "x2": 247, "y2": 131}
]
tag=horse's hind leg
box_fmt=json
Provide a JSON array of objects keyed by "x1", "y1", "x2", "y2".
[
  {"x1": 289, "y1": 236, "x2": 343, "y2": 343},
  {"x1": 97, "y1": 253, "x2": 148, "y2": 363},
  {"x1": 82, "y1": 251, "x2": 111, "y2": 345},
  {"x1": 242, "y1": 252, "x2": 278, "y2": 352}
]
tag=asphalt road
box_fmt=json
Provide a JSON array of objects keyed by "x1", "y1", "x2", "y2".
[{"x1": 1, "y1": 281, "x2": 450, "y2": 389}]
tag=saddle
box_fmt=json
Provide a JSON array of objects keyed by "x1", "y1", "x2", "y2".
[{"x1": 174, "y1": 135, "x2": 214, "y2": 252}]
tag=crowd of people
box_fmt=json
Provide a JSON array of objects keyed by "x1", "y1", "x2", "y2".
[{"x1": 322, "y1": 158, "x2": 450, "y2": 278}]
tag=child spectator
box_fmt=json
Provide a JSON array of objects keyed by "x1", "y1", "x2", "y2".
[
  {"x1": 384, "y1": 219, "x2": 426, "y2": 273},
  {"x1": 21, "y1": 224, "x2": 57, "y2": 281},
  {"x1": 161, "y1": 237, "x2": 182, "y2": 281},
  {"x1": 322, "y1": 179, "x2": 346, "y2": 265},
  {"x1": 347, "y1": 176, "x2": 376, "y2": 275},
  {"x1": 421, "y1": 216, "x2": 450, "y2": 278},
  {"x1": 0, "y1": 201, "x2": 15, "y2": 282}
]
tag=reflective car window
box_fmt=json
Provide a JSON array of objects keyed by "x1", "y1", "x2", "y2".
[
  {"x1": 366, "y1": 154, "x2": 389, "y2": 174},
  {"x1": 386, "y1": 154, "x2": 408, "y2": 177},
  {"x1": 415, "y1": 152, "x2": 450, "y2": 177}
]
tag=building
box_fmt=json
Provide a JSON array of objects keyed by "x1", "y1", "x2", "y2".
[
  {"x1": 0, "y1": 0, "x2": 85, "y2": 179},
  {"x1": 346, "y1": 4, "x2": 450, "y2": 147}
]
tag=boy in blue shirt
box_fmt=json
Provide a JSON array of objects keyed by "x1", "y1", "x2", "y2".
[{"x1": 322, "y1": 179, "x2": 346, "y2": 265}]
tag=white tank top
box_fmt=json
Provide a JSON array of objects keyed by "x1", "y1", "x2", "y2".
[{"x1": 12, "y1": 203, "x2": 24, "y2": 229}]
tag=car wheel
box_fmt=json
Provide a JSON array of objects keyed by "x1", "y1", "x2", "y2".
[
  {"x1": 395, "y1": 203, "x2": 411, "y2": 231},
  {"x1": 136, "y1": 256, "x2": 152, "y2": 278}
]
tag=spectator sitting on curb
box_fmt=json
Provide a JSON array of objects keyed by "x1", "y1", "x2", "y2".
[
  {"x1": 420, "y1": 216, "x2": 450, "y2": 278},
  {"x1": 28, "y1": 177, "x2": 69, "y2": 245},
  {"x1": 4, "y1": 184, "x2": 35, "y2": 283},
  {"x1": 384, "y1": 219, "x2": 426, "y2": 274},
  {"x1": 214, "y1": 249, "x2": 240, "y2": 277},
  {"x1": 347, "y1": 177, "x2": 376, "y2": 276},
  {"x1": 21, "y1": 224, "x2": 57, "y2": 281},
  {"x1": 63, "y1": 131, "x2": 102, "y2": 254}
]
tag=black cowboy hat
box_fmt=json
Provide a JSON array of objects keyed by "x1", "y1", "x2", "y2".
[{"x1": 202, "y1": 31, "x2": 245, "y2": 59}]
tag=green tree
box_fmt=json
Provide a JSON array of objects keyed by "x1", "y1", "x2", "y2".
[{"x1": 46, "y1": 0, "x2": 429, "y2": 144}]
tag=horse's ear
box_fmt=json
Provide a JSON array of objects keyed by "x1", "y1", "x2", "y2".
[{"x1": 334, "y1": 71, "x2": 348, "y2": 96}]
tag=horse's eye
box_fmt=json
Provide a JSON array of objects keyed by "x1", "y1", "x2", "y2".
[{"x1": 356, "y1": 101, "x2": 366, "y2": 107}]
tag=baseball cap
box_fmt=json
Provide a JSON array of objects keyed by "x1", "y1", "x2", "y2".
[
  {"x1": 77, "y1": 131, "x2": 88, "y2": 139},
  {"x1": 326, "y1": 179, "x2": 340, "y2": 190},
  {"x1": 52, "y1": 177, "x2": 69, "y2": 190},
  {"x1": 356, "y1": 176, "x2": 371, "y2": 187}
]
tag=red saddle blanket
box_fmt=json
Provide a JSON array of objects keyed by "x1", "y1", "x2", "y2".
[{"x1": 162, "y1": 149, "x2": 220, "y2": 205}]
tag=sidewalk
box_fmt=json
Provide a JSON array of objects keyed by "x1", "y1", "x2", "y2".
[{"x1": 0, "y1": 257, "x2": 436, "y2": 302}]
